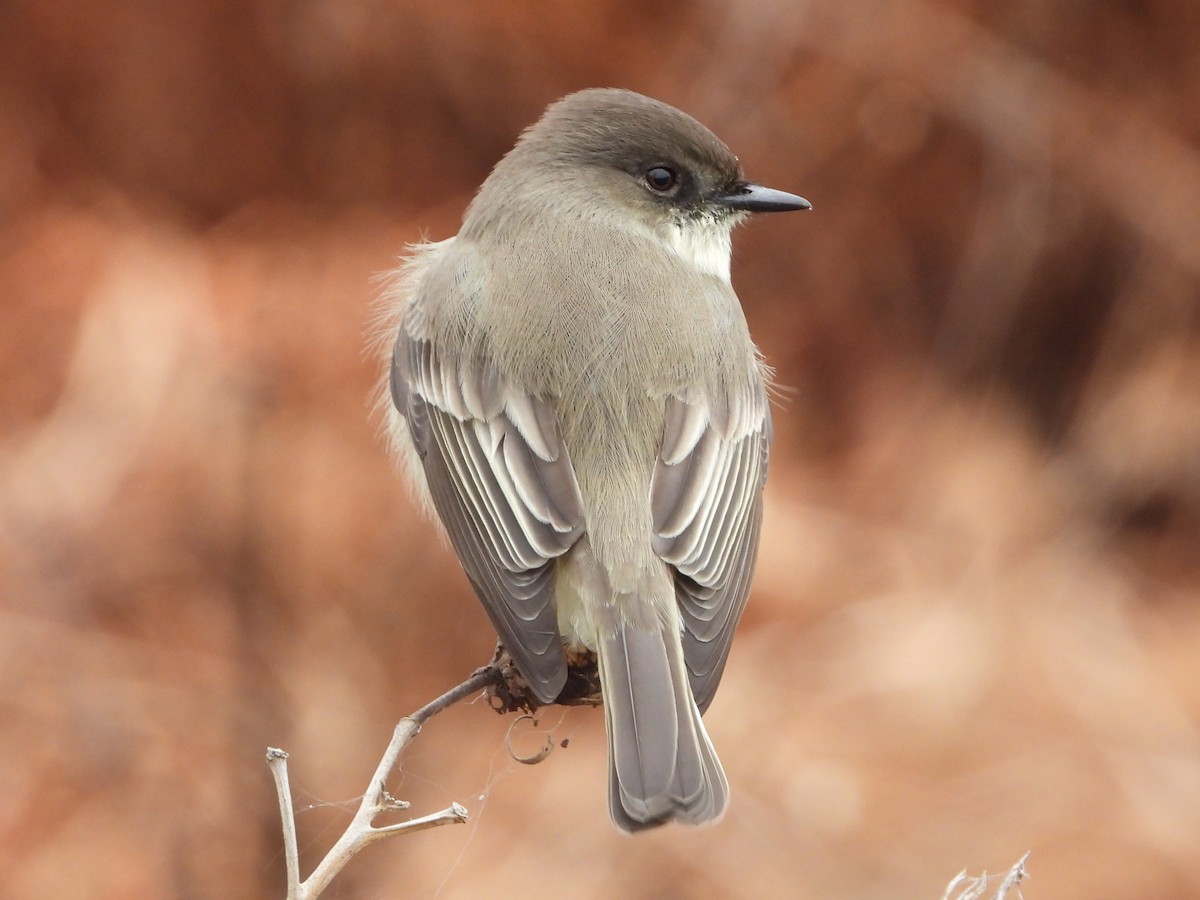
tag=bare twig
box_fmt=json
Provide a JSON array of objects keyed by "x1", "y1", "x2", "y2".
[
  {"x1": 992, "y1": 852, "x2": 1031, "y2": 900},
  {"x1": 266, "y1": 748, "x2": 300, "y2": 897},
  {"x1": 268, "y1": 663, "x2": 504, "y2": 900},
  {"x1": 942, "y1": 852, "x2": 1031, "y2": 900}
]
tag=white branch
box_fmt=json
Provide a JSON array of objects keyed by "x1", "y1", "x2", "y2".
[
  {"x1": 268, "y1": 665, "x2": 501, "y2": 899},
  {"x1": 266, "y1": 748, "x2": 300, "y2": 898},
  {"x1": 942, "y1": 852, "x2": 1031, "y2": 900}
]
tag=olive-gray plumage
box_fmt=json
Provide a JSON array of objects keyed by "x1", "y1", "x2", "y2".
[{"x1": 382, "y1": 88, "x2": 809, "y2": 831}]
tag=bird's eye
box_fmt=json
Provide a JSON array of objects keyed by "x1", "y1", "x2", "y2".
[{"x1": 645, "y1": 166, "x2": 678, "y2": 192}]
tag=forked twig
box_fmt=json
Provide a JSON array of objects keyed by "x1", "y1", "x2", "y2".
[
  {"x1": 267, "y1": 664, "x2": 504, "y2": 900},
  {"x1": 942, "y1": 852, "x2": 1031, "y2": 900}
]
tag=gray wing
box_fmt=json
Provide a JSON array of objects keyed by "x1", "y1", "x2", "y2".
[
  {"x1": 391, "y1": 330, "x2": 585, "y2": 703},
  {"x1": 650, "y1": 391, "x2": 772, "y2": 714}
]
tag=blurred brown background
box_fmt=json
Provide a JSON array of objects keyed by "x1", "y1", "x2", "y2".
[{"x1": 3, "y1": 0, "x2": 1199, "y2": 897}]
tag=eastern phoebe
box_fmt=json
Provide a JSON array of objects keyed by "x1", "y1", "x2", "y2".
[{"x1": 381, "y1": 88, "x2": 809, "y2": 831}]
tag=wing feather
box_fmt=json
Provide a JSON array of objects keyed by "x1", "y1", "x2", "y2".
[
  {"x1": 652, "y1": 392, "x2": 771, "y2": 713},
  {"x1": 394, "y1": 331, "x2": 585, "y2": 701}
]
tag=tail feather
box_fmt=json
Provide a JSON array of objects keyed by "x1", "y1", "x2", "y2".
[{"x1": 598, "y1": 622, "x2": 728, "y2": 831}]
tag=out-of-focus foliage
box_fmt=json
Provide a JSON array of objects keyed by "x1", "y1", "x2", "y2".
[{"x1": 2, "y1": 1, "x2": 1198, "y2": 897}]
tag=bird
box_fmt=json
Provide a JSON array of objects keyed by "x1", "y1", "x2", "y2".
[{"x1": 379, "y1": 88, "x2": 809, "y2": 831}]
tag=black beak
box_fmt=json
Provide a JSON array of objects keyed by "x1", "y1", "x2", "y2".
[{"x1": 717, "y1": 182, "x2": 812, "y2": 213}]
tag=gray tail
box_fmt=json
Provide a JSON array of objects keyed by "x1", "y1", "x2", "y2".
[{"x1": 597, "y1": 621, "x2": 729, "y2": 832}]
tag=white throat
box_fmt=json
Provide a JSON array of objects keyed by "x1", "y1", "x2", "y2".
[{"x1": 662, "y1": 218, "x2": 735, "y2": 283}]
